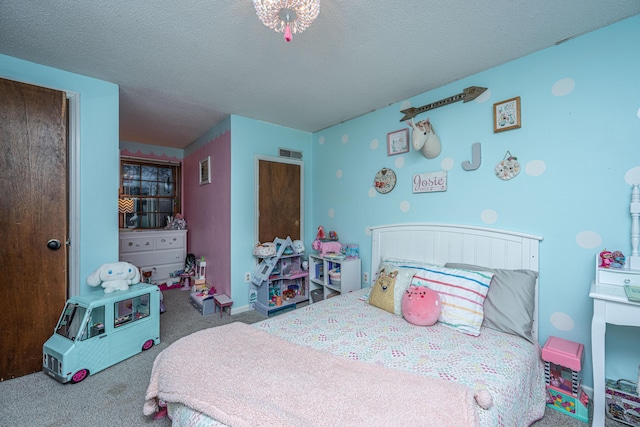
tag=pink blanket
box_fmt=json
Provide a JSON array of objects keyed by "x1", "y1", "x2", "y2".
[{"x1": 144, "y1": 322, "x2": 489, "y2": 426}]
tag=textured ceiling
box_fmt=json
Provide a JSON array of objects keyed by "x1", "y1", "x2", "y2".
[{"x1": 1, "y1": 1, "x2": 639, "y2": 148}]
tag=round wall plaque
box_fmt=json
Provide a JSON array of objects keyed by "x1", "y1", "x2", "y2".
[
  {"x1": 373, "y1": 167, "x2": 396, "y2": 194},
  {"x1": 495, "y1": 152, "x2": 520, "y2": 181}
]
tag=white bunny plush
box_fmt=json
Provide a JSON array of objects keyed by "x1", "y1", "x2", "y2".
[{"x1": 86, "y1": 262, "x2": 140, "y2": 293}]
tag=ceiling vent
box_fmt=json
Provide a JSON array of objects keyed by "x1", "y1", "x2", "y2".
[{"x1": 279, "y1": 148, "x2": 303, "y2": 160}]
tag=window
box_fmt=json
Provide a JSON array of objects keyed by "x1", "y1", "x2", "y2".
[
  {"x1": 120, "y1": 159, "x2": 181, "y2": 229},
  {"x1": 55, "y1": 302, "x2": 87, "y2": 341},
  {"x1": 114, "y1": 294, "x2": 150, "y2": 328}
]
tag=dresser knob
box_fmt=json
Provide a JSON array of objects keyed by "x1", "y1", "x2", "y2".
[{"x1": 625, "y1": 279, "x2": 631, "y2": 284}]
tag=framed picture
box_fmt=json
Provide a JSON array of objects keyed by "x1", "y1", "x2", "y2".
[
  {"x1": 493, "y1": 96, "x2": 521, "y2": 132},
  {"x1": 199, "y1": 156, "x2": 211, "y2": 185},
  {"x1": 387, "y1": 128, "x2": 410, "y2": 156}
]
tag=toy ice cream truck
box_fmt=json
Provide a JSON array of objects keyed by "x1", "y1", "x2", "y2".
[{"x1": 43, "y1": 283, "x2": 160, "y2": 384}]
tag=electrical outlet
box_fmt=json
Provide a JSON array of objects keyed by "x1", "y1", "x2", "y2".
[
  {"x1": 363, "y1": 272, "x2": 369, "y2": 284},
  {"x1": 244, "y1": 272, "x2": 251, "y2": 282}
]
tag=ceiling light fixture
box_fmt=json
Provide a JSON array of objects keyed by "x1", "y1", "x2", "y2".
[{"x1": 253, "y1": 0, "x2": 320, "y2": 42}]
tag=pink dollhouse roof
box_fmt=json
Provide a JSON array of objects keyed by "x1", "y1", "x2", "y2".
[{"x1": 542, "y1": 336, "x2": 584, "y2": 372}]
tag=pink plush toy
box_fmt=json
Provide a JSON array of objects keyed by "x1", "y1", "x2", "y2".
[
  {"x1": 311, "y1": 239, "x2": 342, "y2": 257},
  {"x1": 401, "y1": 285, "x2": 441, "y2": 326}
]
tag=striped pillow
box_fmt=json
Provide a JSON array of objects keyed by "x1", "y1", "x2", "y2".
[{"x1": 410, "y1": 265, "x2": 493, "y2": 336}]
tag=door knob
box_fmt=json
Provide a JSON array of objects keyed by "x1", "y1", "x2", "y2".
[{"x1": 47, "y1": 239, "x2": 62, "y2": 250}]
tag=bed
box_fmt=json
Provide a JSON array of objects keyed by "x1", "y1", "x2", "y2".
[{"x1": 144, "y1": 223, "x2": 547, "y2": 426}]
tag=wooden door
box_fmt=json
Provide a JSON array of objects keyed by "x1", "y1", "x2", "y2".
[
  {"x1": 258, "y1": 159, "x2": 301, "y2": 243},
  {"x1": 0, "y1": 78, "x2": 68, "y2": 380}
]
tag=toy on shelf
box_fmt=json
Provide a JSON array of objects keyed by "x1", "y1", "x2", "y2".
[
  {"x1": 316, "y1": 225, "x2": 326, "y2": 240},
  {"x1": 600, "y1": 249, "x2": 613, "y2": 268},
  {"x1": 312, "y1": 239, "x2": 342, "y2": 257},
  {"x1": 599, "y1": 249, "x2": 626, "y2": 269},
  {"x1": 542, "y1": 336, "x2": 590, "y2": 423}
]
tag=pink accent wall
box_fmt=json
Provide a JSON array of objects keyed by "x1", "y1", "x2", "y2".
[{"x1": 183, "y1": 130, "x2": 232, "y2": 296}]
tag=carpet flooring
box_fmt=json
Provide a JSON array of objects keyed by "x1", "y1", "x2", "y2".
[{"x1": 0, "y1": 288, "x2": 625, "y2": 426}]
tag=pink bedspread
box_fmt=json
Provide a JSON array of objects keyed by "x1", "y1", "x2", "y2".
[{"x1": 144, "y1": 322, "x2": 489, "y2": 426}]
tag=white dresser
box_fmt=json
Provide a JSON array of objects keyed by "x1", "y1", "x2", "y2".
[{"x1": 119, "y1": 230, "x2": 187, "y2": 286}]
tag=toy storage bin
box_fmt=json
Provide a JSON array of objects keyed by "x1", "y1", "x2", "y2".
[
  {"x1": 310, "y1": 289, "x2": 324, "y2": 303},
  {"x1": 606, "y1": 379, "x2": 640, "y2": 426},
  {"x1": 328, "y1": 268, "x2": 341, "y2": 287}
]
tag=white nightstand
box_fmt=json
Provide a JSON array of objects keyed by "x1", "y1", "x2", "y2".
[{"x1": 589, "y1": 258, "x2": 640, "y2": 426}]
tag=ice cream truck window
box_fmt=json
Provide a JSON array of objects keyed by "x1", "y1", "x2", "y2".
[
  {"x1": 55, "y1": 303, "x2": 87, "y2": 341},
  {"x1": 85, "y1": 305, "x2": 105, "y2": 339},
  {"x1": 114, "y1": 293, "x2": 151, "y2": 328}
]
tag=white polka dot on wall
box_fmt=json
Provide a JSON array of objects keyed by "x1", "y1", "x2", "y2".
[
  {"x1": 342, "y1": 134, "x2": 349, "y2": 144},
  {"x1": 318, "y1": 136, "x2": 325, "y2": 145},
  {"x1": 576, "y1": 230, "x2": 602, "y2": 249},
  {"x1": 637, "y1": 108, "x2": 640, "y2": 120},
  {"x1": 525, "y1": 160, "x2": 546, "y2": 177},
  {"x1": 365, "y1": 226, "x2": 372, "y2": 236},
  {"x1": 370, "y1": 138, "x2": 379, "y2": 150},
  {"x1": 328, "y1": 208, "x2": 335, "y2": 218},
  {"x1": 625, "y1": 166, "x2": 640, "y2": 185},
  {"x1": 481, "y1": 209, "x2": 498, "y2": 224},
  {"x1": 400, "y1": 201, "x2": 410, "y2": 212},
  {"x1": 368, "y1": 188, "x2": 377, "y2": 198},
  {"x1": 441, "y1": 157, "x2": 454, "y2": 171},
  {"x1": 336, "y1": 169, "x2": 343, "y2": 179},
  {"x1": 551, "y1": 78, "x2": 575, "y2": 97},
  {"x1": 550, "y1": 312, "x2": 575, "y2": 331},
  {"x1": 395, "y1": 156, "x2": 405, "y2": 168}
]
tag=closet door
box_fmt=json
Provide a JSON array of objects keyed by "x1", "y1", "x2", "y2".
[
  {"x1": 257, "y1": 158, "x2": 302, "y2": 243},
  {"x1": 0, "y1": 78, "x2": 68, "y2": 380}
]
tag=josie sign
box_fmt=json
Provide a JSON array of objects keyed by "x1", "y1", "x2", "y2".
[{"x1": 413, "y1": 171, "x2": 447, "y2": 193}]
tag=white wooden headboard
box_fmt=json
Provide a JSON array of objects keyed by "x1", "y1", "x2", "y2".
[{"x1": 370, "y1": 223, "x2": 543, "y2": 340}]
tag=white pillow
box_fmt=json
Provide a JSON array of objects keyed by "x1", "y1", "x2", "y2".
[{"x1": 410, "y1": 265, "x2": 493, "y2": 336}]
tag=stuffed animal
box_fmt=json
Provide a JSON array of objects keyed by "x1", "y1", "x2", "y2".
[
  {"x1": 401, "y1": 285, "x2": 441, "y2": 326},
  {"x1": 87, "y1": 261, "x2": 141, "y2": 293},
  {"x1": 311, "y1": 239, "x2": 342, "y2": 257},
  {"x1": 292, "y1": 240, "x2": 305, "y2": 254},
  {"x1": 406, "y1": 117, "x2": 442, "y2": 159}
]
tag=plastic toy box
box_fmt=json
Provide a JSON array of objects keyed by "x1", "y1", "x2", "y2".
[{"x1": 190, "y1": 292, "x2": 215, "y2": 315}]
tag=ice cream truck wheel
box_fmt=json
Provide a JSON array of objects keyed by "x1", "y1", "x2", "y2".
[
  {"x1": 71, "y1": 369, "x2": 89, "y2": 384},
  {"x1": 142, "y1": 339, "x2": 154, "y2": 351}
]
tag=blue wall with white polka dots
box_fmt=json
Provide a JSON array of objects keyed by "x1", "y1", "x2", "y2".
[{"x1": 310, "y1": 14, "x2": 640, "y2": 389}]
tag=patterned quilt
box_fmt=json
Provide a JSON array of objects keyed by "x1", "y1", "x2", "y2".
[{"x1": 167, "y1": 289, "x2": 546, "y2": 427}]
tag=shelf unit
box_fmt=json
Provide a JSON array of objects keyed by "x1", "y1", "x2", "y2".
[
  {"x1": 308, "y1": 254, "x2": 361, "y2": 302},
  {"x1": 251, "y1": 237, "x2": 309, "y2": 317}
]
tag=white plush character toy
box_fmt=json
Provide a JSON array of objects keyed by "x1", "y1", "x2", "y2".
[{"x1": 87, "y1": 262, "x2": 140, "y2": 293}]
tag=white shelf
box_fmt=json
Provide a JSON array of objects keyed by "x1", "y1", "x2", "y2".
[{"x1": 308, "y1": 254, "x2": 361, "y2": 302}]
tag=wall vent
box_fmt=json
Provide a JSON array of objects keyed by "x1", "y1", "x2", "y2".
[{"x1": 279, "y1": 148, "x2": 303, "y2": 160}]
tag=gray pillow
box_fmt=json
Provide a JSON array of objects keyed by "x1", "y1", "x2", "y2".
[{"x1": 444, "y1": 263, "x2": 538, "y2": 343}]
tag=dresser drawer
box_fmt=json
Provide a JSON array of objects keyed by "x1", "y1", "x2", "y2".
[
  {"x1": 121, "y1": 250, "x2": 184, "y2": 268},
  {"x1": 598, "y1": 269, "x2": 640, "y2": 287},
  {"x1": 156, "y1": 234, "x2": 185, "y2": 250},
  {"x1": 120, "y1": 236, "x2": 154, "y2": 253}
]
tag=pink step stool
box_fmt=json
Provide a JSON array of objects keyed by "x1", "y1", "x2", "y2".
[{"x1": 214, "y1": 294, "x2": 233, "y2": 318}]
